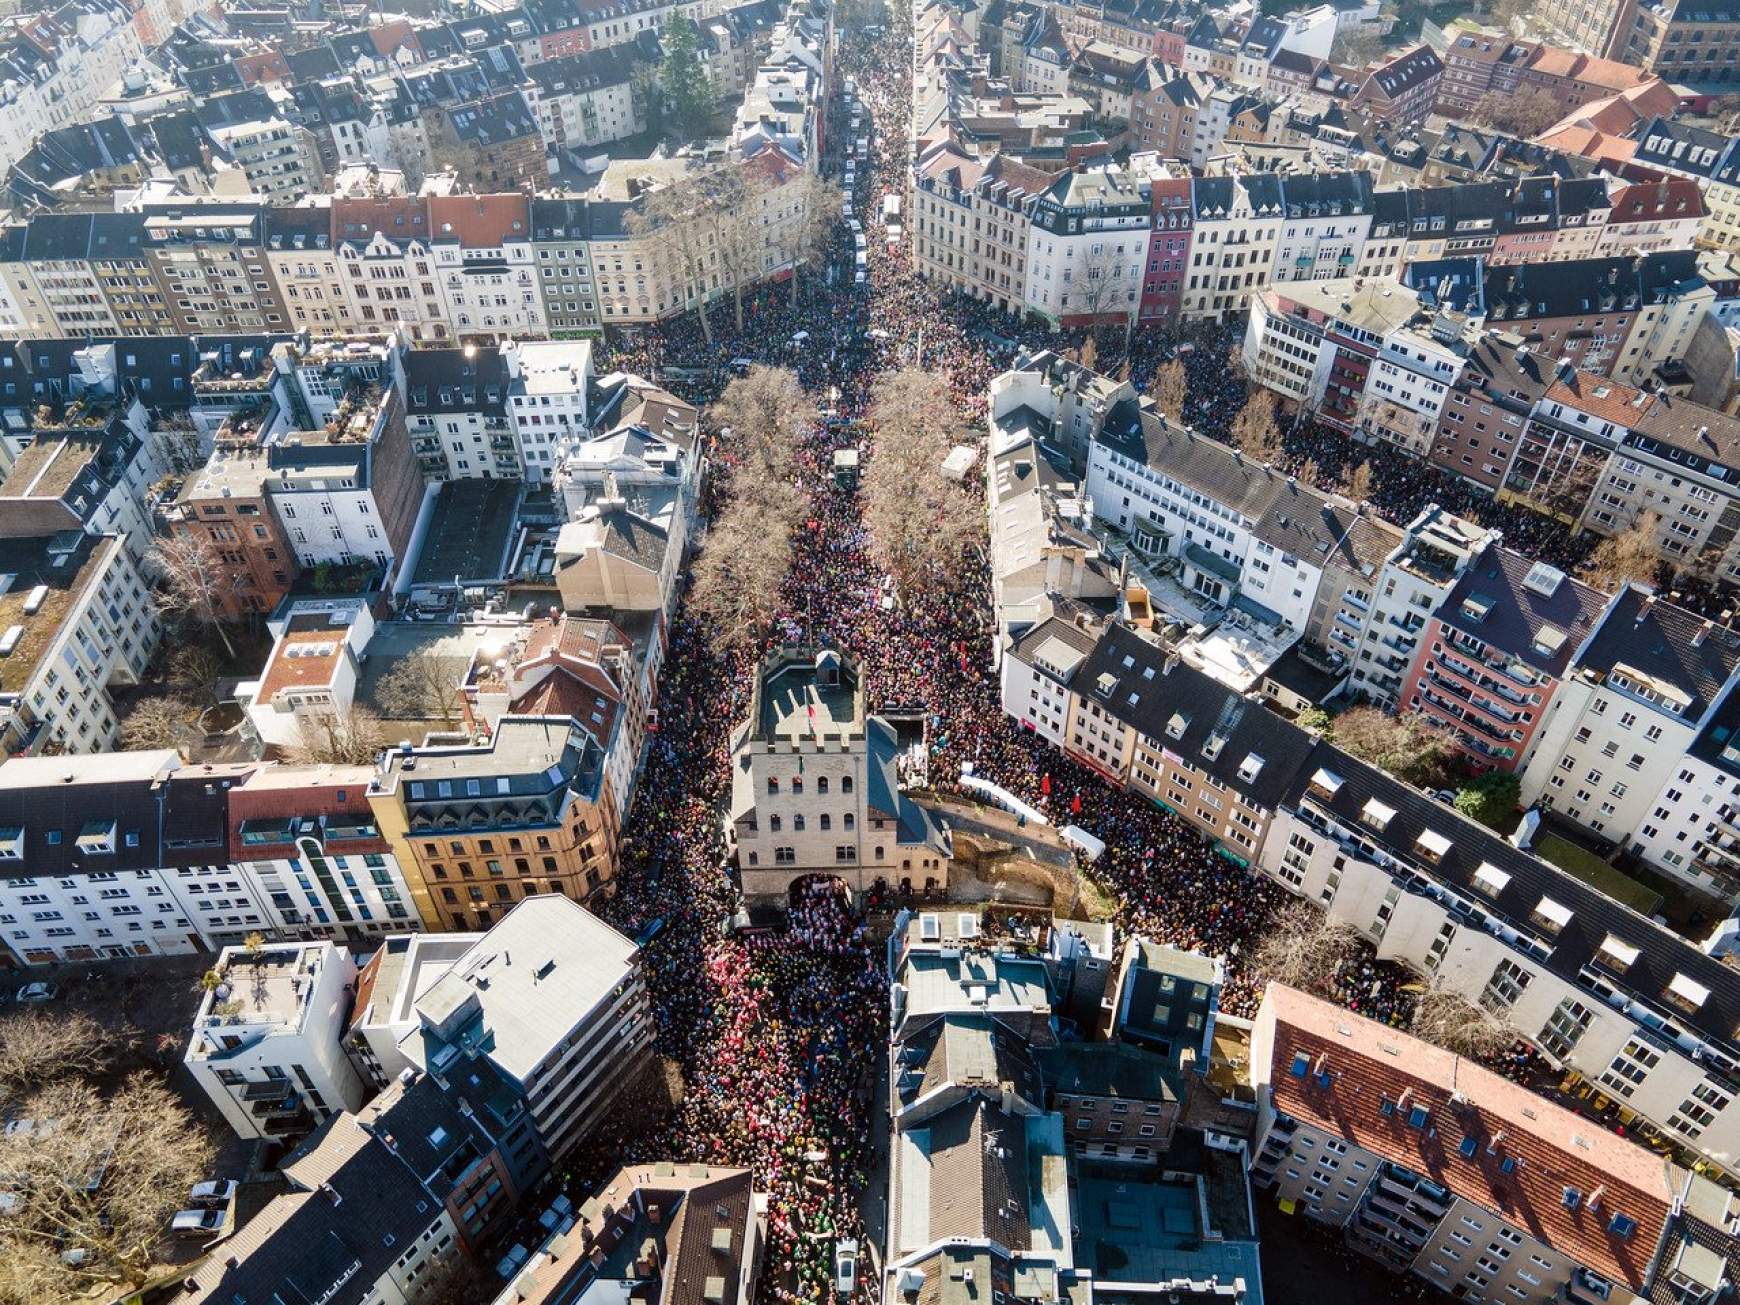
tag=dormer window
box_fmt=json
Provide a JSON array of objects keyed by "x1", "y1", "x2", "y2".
[
  {"x1": 1308, "y1": 768, "x2": 1343, "y2": 802},
  {"x1": 1415, "y1": 829, "x2": 1451, "y2": 864},
  {"x1": 1667, "y1": 972, "x2": 1709, "y2": 1014},
  {"x1": 77, "y1": 820, "x2": 117, "y2": 854},
  {"x1": 1360, "y1": 798, "x2": 1395, "y2": 833},
  {"x1": 1238, "y1": 753, "x2": 1264, "y2": 784},
  {"x1": 1531, "y1": 896, "x2": 1572, "y2": 935},
  {"x1": 1473, "y1": 862, "x2": 1510, "y2": 896},
  {"x1": 0, "y1": 826, "x2": 20, "y2": 860},
  {"x1": 1597, "y1": 934, "x2": 1640, "y2": 971},
  {"x1": 1166, "y1": 712, "x2": 1189, "y2": 740}
]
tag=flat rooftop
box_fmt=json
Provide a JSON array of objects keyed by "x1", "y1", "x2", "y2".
[
  {"x1": 1073, "y1": 1165, "x2": 1261, "y2": 1299},
  {"x1": 759, "y1": 655, "x2": 860, "y2": 741},
  {"x1": 408, "y1": 478, "x2": 523, "y2": 587},
  {"x1": 901, "y1": 950, "x2": 1052, "y2": 1019}
]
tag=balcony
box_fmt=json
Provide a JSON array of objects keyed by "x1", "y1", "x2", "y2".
[{"x1": 263, "y1": 1108, "x2": 312, "y2": 1136}]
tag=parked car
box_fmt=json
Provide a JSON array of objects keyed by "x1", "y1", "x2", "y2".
[
  {"x1": 171, "y1": 1208, "x2": 225, "y2": 1238},
  {"x1": 189, "y1": 1180, "x2": 237, "y2": 1207},
  {"x1": 13, "y1": 983, "x2": 56, "y2": 1004},
  {"x1": 835, "y1": 1238, "x2": 859, "y2": 1297}
]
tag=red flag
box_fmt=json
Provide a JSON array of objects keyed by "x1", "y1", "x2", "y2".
[
  {"x1": 1071, "y1": 794, "x2": 1082, "y2": 815},
  {"x1": 1041, "y1": 774, "x2": 1052, "y2": 796}
]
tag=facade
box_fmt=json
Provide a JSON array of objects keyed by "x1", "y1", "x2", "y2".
[
  {"x1": 1251, "y1": 983, "x2": 1722, "y2": 1305},
  {"x1": 165, "y1": 446, "x2": 298, "y2": 618},
  {"x1": 1256, "y1": 745, "x2": 1740, "y2": 1169},
  {"x1": 730, "y1": 647, "x2": 950, "y2": 902},
  {"x1": 368, "y1": 716, "x2": 622, "y2": 933},
  {"x1": 183, "y1": 939, "x2": 368, "y2": 1143}
]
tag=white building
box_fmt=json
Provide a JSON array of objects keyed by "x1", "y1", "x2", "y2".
[
  {"x1": 241, "y1": 599, "x2": 374, "y2": 752},
  {"x1": 0, "y1": 531, "x2": 158, "y2": 758},
  {"x1": 504, "y1": 338, "x2": 592, "y2": 481},
  {"x1": 344, "y1": 931, "x2": 480, "y2": 1090},
  {"x1": 184, "y1": 940, "x2": 367, "y2": 1143}
]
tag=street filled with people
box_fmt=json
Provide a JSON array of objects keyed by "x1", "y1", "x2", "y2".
[{"x1": 571, "y1": 6, "x2": 1569, "y2": 1300}]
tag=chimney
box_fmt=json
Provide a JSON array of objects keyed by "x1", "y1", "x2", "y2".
[{"x1": 1694, "y1": 620, "x2": 1714, "y2": 648}]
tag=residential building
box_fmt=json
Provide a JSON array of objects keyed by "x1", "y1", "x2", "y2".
[
  {"x1": 401, "y1": 343, "x2": 514, "y2": 482},
  {"x1": 529, "y1": 196, "x2": 603, "y2": 337},
  {"x1": 1427, "y1": 333, "x2": 1554, "y2": 493},
  {"x1": 227, "y1": 762, "x2": 426, "y2": 938},
  {"x1": 164, "y1": 445, "x2": 298, "y2": 618},
  {"x1": 496, "y1": 1162, "x2": 766, "y2": 1305},
  {"x1": 429, "y1": 192, "x2": 548, "y2": 341},
  {"x1": 140, "y1": 206, "x2": 290, "y2": 335},
  {"x1": 398, "y1": 894, "x2": 655, "y2": 1163},
  {"x1": 1398, "y1": 549, "x2": 1613, "y2": 770},
  {"x1": 345, "y1": 931, "x2": 480, "y2": 1089},
  {"x1": 1025, "y1": 166, "x2": 1150, "y2": 330},
  {"x1": 265, "y1": 205, "x2": 357, "y2": 336},
  {"x1": 0, "y1": 531, "x2": 157, "y2": 757},
  {"x1": 1251, "y1": 983, "x2": 1724, "y2": 1305},
  {"x1": 1255, "y1": 744, "x2": 1740, "y2": 1168},
  {"x1": 1521, "y1": 587, "x2": 1740, "y2": 863},
  {"x1": 1350, "y1": 46, "x2": 1444, "y2": 128},
  {"x1": 368, "y1": 717, "x2": 623, "y2": 932},
  {"x1": 184, "y1": 939, "x2": 367, "y2": 1142},
  {"x1": 729, "y1": 646, "x2": 951, "y2": 902},
  {"x1": 502, "y1": 337, "x2": 592, "y2": 481},
  {"x1": 179, "y1": 1101, "x2": 462, "y2": 1304}
]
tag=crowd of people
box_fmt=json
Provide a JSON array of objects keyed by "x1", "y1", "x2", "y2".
[{"x1": 565, "y1": 7, "x2": 1575, "y2": 1299}]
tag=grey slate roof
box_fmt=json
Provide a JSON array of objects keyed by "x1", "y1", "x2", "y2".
[
  {"x1": 1573, "y1": 588, "x2": 1740, "y2": 720},
  {"x1": 1434, "y1": 547, "x2": 1609, "y2": 677},
  {"x1": 1072, "y1": 623, "x2": 1318, "y2": 812}
]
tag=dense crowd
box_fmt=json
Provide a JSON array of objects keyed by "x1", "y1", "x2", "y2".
[{"x1": 569, "y1": 7, "x2": 1571, "y2": 1299}]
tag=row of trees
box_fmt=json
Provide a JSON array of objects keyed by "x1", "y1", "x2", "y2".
[{"x1": 861, "y1": 369, "x2": 981, "y2": 598}]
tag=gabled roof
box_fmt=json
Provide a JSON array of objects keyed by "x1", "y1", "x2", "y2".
[
  {"x1": 1573, "y1": 587, "x2": 1740, "y2": 722},
  {"x1": 1434, "y1": 545, "x2": 1608, "y2": 676},
  {"x1": 1262, "y1": 984, "x2": 1680, "y2": 1290}
]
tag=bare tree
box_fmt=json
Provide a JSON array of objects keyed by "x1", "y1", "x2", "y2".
[
  {"x1": 168, "y1": 645, "x2": 224, "y2": 703},
  {"x1": 0, "y1": 1010, "x2": 116, "y2": 1105},
  {"x1": 286, "y1": 708, "x2": 388, "y2": 765},
  {"x1": 789, "y1": 171, "x2": 842, "y2": 303},
  {"x1": 1470, "y1": 88, "x2": 1565, "y2": 138},
  {"x1": 0, "y1": 1074, "x2": 214, "y2": 1295},
  {"x1": 377, "y1": 649, "x2": 460, "y2": 724},
  {"x1": 862, "y1": 369, "x2": 980, "y2": 600},
  {"x1": 629, "y1": 174, "x2": 719, "y2": 346},
  {"x1": 687, "y1": 477, "x2": 804, "y2": 652},
  {"x1": 149, "y1": 533, "x2": 242, "y2": 659},
  {"x1": 1066, "y1": 239, "x2": 1138, "y2": 345},
  {"x1": 1346, "y1": 459, "x2": 1375, "y2": 505},
  {"x1": 1231, "y1": 389, "x2": 1283, "y2": 464},
  {"x1": 1329, "y1": 705, "x2": 1461, "y2": 789},
  {"x1": 118, "y1": 695, "x2": 196, "y2": 751},
  {"x1": 707, "y1": 164, "x2": 768, "y2": 334},
  {"x1": 1152, "y1": 357, "x2": 1187, "y2": 421},
  {"x1": 1412, "y1": 981, "x2": 1517, "y2": 1060},
  {"x1": 710, "y1": 365, "x2": 809, "y2": 484},
  {"x1": 1580, "y1": 511, "x2": 1661, "y2": 592},
  {"x1": 1298, "y1": 457, "x2": 1323, "y2": 489},
  {"x1": 1249, "y1": 899, "x2": 1362, "y2": 1001},
  {"x1": 1077, "y1": 336, "x2": 1099, "y2": 372},
  {"x1": 1331, "y1": 24, "x2": 1386, "y2": 69}
]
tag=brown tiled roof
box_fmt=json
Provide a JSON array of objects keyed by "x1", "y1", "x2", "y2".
[
  {"x1": 924, "y1": 1098, "x2": 1033, "y2": 1249},
  {"x1": 428, "y1": 193, "x2": 531, "y2": 248},
  {"x1": 257, "y1": 621, "x2": 350, "y2": 701},
  {"x1": 1545, "y1": 374, "x2": 1649, "y2": 427},
  {"x1": 1263, "y1": 985, "x2": 1679, "y2": 1289}
]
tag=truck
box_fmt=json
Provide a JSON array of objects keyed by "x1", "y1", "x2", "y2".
[{"x1": 881, "y1": 193, "x2": 900, "y2": 224}]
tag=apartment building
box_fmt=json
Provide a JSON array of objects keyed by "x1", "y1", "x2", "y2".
[
  {"x1": 429, "y1": 193, "x2": 548, "y2": 340},
  {"x1": 1621, "y1": 0, "x2": 1740, "y2": 84},
  {"x1": 264, "y1": 368, "x2": 428, "y2": 585},
  {"x1": 1064, "y1": 623, "x2": 1319, "y2": 863},
  {"x1": 1632, "y1": 117, "x2": 1740, "y2": 253},
  {"x1": 180, "y1": 1099, "x2": 463, "y2": 1303},
  {"x1": 502, "y1": 337, "x2": 591, "y2": 479},
  {"x1": 529, "y1": 196, "x2": 603, "y2": 336},
  {"x1": 209, "y1": 117, "x2": 323, "y2": 202},
  {"x1": 1521, "y1": 588, "x2": 1740, "y2": 864},
  {"x1": 1343, "y1": 506, "x2": 1498, "y2": 708},
  {"x1": 1350, "y1": 46, "x2": 1444, "y2": 128},
  {"x1": 1002, "y1": 615, "x2": 1106, "y2": 749},
  {"x1": 1250, "y1": 984, "x2": 1728, "y2": 1305},
  {"x1": 400, "y1": 894, "x2": 655, "y2": 1163},
  {"x1": 1025, "y1": 166, "x2": 1151, "y2": 329},
  {"x1": 522, "y1": 46, "x2": 645, "y2": 152},
  {"x1": 0, "y1": 531, "x2": 156, "y2": 757},
  {"x1": 264, "y1": 205, "x2": 357, "y2": 335},
  {"x1": 184, "y1": 939, "x2": 367, "y2": 1142},
  {"x1": 1399, "y1": 550, "x2": 1613, "y2": 770},
  {"x1": 368, "y1": 717, "x2": 623, "y2": 932},
  {"x1": 402, "y1": 343, "x2": 515, "y2": 482},
  {"x1": 0, "y1": 0, "x2": 142, "y2": 174},
  {"x1": 730, "y1": 647, "x2": 951, "y2": 902},
  {"x1": 332, "y1": 195, "x2": 452, "y2": 343},
  {"x1": 1256, "y1": 744, "x2": 1740, "y2": 1170},
  {"x1": 141, "y1": 207, "x2": 290, "y2": 335},
  {"x1": 499, "y1": 1162, "x2": 766, "y2": 1305},
  {"x1": 911, "y1": 144, "x2": 1047, "y2": 317},
  {"x1": 164, "y1": 446, "x2": 298, "y2": 618},
  {"x1": 1427, "y1": 333, "x2": 1554, "y2": 493}
]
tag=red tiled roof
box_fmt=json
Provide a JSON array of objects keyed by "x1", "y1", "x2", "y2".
[
  {"x1": 257, "y1": 624, "x2": 349, "y2": 701},
  {"x1": 226, "y1": 764, "x2": 393, "y2": 860},
  {"x1": 1262, "y1": 985, "x2": 1679, "y2": 1288},
  {"x1": 1546, "y1": 373, "x2": 1652, "y2": 426},
  {"x1": 428, "y1": 194, "x2": 531, "y2": 248}
]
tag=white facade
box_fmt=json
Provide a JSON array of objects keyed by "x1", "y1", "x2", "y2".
[
  {"x1": 504, "y1": 338, "x2": 593, "y2": 481},
  {"x1": 999, "y1": 635, "x2": 1081, "y2": 748},
  {"x1": 184, "y1": 941, "x2": 368, "y2": 1142},
  {"x1": 433, "y1": 239, "x2": 549, "y2": 341},
  {"x1": 1258, "y1": 804, "x2": 1740, "y2": 1170}
]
